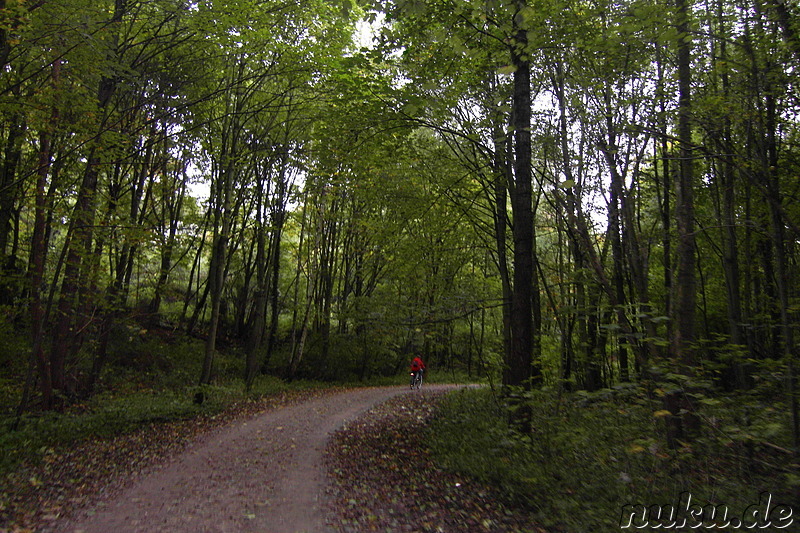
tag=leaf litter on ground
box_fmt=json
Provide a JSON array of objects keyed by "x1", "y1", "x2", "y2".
[
  {"x1": 325, "y1": 389, "x2": 547, "y2": 533},
  {"x1": 0, "y1": 388, "x2": 334, "y2": 532},
  {"x1": 4, "y1": 386, "x2": 547, "y2": 533}
]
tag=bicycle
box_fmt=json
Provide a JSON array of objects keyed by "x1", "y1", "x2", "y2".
[{"x1": 410, "y1": 370, "x2": 423, "y2": 390}]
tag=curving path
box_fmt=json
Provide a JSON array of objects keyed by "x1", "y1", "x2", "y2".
[{"x1": 54, "y1": 385, "x2": 455, "y2": 533}]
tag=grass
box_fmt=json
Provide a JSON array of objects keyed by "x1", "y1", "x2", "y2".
[
  {"x1": 0, "y1": 374, "x2": 320, "y2": 477},
  {"x1": 427, "y1": 386, "x2": 798, "y2": 532}
]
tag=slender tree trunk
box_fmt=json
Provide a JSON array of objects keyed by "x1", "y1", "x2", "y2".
[
  {"x1": 150, "y1": 167, "x2": 187, "y2": 317},
  {"x1": 90, "y1": 128, "x2": 156, "y2": 392},
  {"x1": 313, "y1": 185, "x2": 339, "y2": 374},
  {"x1": 602, "y1": 125, "x2": 630, "y2": 382},
  {"x1": 654, "y1": 42, "x2": 673, "y2": 353},
  {"x1": 764, "y1": 84, "x2": 799, "y2": 450},
  {"x1": 184, "y1": 210, "x2": 210, "y2": 332},
  {"x1": 284, "y1": 186, "x2": 310, "y2": 378},
  {"x1": 0, "y1": 113, "x2": 25, "y2": 264},
  {"x1": 200, "y1": 58, "x2": 247, "y2": 385},
  {"x1": 491, "y1": 103, "x2": 513, "y2": 376},
  {"x1": 200, "y1": 174, "x2": 233, "y2": 384},
  {"x1": 18, "y1": 115, "x2": 57, "y2": 418},
  {"x1": 672, "y1": 0, "x2": 697, "y2": 367},
  {"x1": 263, "y1": 171, "x2": 288, "y2": 371}
]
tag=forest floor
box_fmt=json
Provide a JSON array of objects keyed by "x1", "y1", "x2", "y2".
[{"x1": 3, "y1": 384, "x2": 542, "y2": 533}]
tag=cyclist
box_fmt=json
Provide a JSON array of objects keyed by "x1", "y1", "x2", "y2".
[{"x1": 410, "y1": 355, "x2": 426, "y2": 386}]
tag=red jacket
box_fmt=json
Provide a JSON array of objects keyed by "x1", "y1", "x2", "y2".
[{"x1": 410, "y1": 357, "x2": 425, "y2": 372}]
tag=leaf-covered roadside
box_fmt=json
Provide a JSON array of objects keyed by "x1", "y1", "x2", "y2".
[
  {"x1": 325, "y1": 389, "x2": 546, "y2": 533},
  {"x1": 0, "y1": 388, "x2": 334, "y2": 532}
]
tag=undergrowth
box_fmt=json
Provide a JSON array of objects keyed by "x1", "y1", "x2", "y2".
[
  {"x1": 0, "y1": 371, "x2": 329, "y2": 478},
  {"x1": 427, "y1": 386, "x2": 798, "y2": 531}
]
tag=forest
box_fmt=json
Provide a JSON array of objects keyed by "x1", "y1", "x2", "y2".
[{"x1": 0, "y1": 0, "x2": 798, "y2": 529}]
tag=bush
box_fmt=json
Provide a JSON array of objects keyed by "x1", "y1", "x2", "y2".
[
  {"x1": 428, "y1": 386, "x2": 796, "y2": 531},
  {"x1": 0, "y1": 388, "x2": 206, "y2": 475},
  {"x1": 0, "y1": 371, "x2": 328, "y2": 477}
]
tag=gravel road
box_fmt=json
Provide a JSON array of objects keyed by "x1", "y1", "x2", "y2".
[{"x1": 54, "y1": 385, "x2": 456, "y2": 533}]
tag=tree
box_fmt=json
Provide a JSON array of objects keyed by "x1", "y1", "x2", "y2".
[{"x1": 672, "y1": 0, "x2": 697, "y2": 367}]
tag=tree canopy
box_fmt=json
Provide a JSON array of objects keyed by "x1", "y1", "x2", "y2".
[{"x1": 0, "y1": 0, "x2": 797, "y2": 454}]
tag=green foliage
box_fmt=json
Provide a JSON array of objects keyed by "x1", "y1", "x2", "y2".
[
  {"x1": 428, "y1": 387, "x2": 797, "y2": 531},
  {"x1": 0, "y1": 388, "x2": 203, "y2": 475},
  {"x1": 0, "y1": 365, "x2": 327, "y2": 477},
  {"x1": 0, "y1": 314, "x2": 28, "y2": 411}
]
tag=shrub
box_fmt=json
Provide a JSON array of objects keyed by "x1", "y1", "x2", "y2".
[{"x1": 428, "y1": 386, "x2": 796, "y2": 531}]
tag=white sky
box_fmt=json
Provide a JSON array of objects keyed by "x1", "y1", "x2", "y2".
[{"x1": 354, "y1": 13, "x2": 384, "y2": 50}]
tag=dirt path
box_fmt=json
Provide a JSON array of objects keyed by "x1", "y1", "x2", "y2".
[{"x1": 52, "y1": 385, "x2": 454, "y2": 533}]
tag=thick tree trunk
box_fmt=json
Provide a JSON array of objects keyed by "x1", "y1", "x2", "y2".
[
  {"x1": 18, "y1": 57, "x2": 63, "y2": 414},
  {"x1": 507, "y1": 51, "x2": 534, "y2": 391},
  {"x1": 504, "y1": 3, "x2": 541, "y2": 433},
  {"x1": 50, "y1": 147, "x2": 102, "y2": 396}
]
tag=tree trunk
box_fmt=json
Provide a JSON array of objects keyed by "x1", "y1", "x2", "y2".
[
  {"x1": 491, "y1": 103, "x2": 513, "y2": 378},
  {"x1": 90, "y1": 127, "x2": 157, "y2": 392},
  {"x1": 184, "y1": 210, "x2": 211, "y2": 333},
  {"x1": 200, "y1": 167, "x2": 234, "y2": 384},
  {"x1": 149, "y1": 165, "x2": 187, "y2": 318},
  {"x1": 263, "y1": 170, "x2": 288, "y2": 372},
  {"x1": 284, "y1": 185, "x2": 311, "y2": 379},
  {"x1": 654, "y1": 43, "x2": 673, "y2": 351},
  {"x1": 506, "y1": 13, "x2": 535, "y2": 392},
  {"x1": 47, "y1": 0, "x2": 126, "y2": 403},
  {"x1": 0, "y1": 113, "x2": 25, "y2": 264},
  {"x1": 245, "y1": 169, "x2": 270, "y2": 389},
  {"x1": 672, "y1": 0, "x2": 697, "y2": 367},
  {"x1": 18, "y1": 119, "x2": 57, "y2": 417},
  {"x1": 504, "y1": 3, "x2": 540, "y2": 432},
  {"x1": 764, "y1": 84, "x2": 799, "y2": 450}
]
